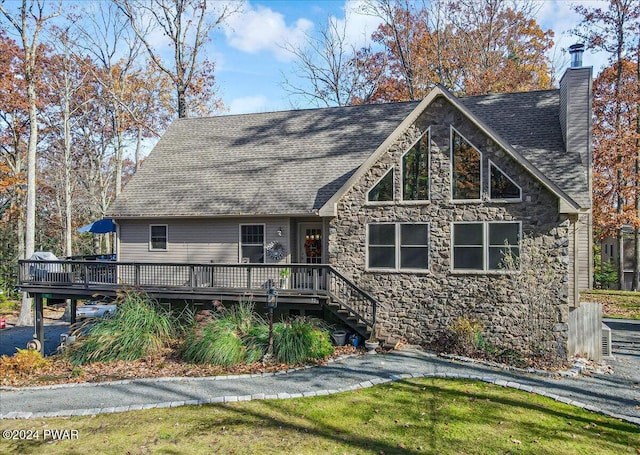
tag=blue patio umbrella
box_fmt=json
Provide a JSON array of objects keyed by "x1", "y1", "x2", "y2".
[{"x1": 77, "y1": 218, "x2": 116, "y2": 234}]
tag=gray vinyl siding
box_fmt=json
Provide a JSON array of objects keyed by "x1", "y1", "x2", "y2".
[
  {"x1": 560, "y1": 67, "x2": 592, "y2": 176},
  {"x1": 568, "y1": 219, "x2": 575, "y2": 307},
  {"x1": 568, "y1": 211, "x2": 593, "y2": 307},
  {"x1": 577, "y1": 212, "x2": 592, "y2": 291},
  {"x1": 117, "y1": 218, "x2": 291, "y2": 264}
]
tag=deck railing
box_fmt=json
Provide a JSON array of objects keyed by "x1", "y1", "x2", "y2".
[
  {"x1": 18, "y1": 259, "x2": 377, "y2": 332},
  {"x1": 18, "y1": 260, "x2": 324, "y2": 292}
]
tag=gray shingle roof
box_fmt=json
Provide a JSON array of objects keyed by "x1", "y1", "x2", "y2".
[
  {"x1": 108, "y1": 90, "x2": 589, "y2": 218},
  {"x1": 459, "y1": 90, "x2": 590, "y2": 207}
]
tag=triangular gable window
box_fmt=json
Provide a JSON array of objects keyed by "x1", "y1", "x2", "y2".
[
  {"x1": 402, "y1": 130, "x2": 430, "y2": 201},
  {"x1": 368, "y1": 168, "x2": 394, "y2": 202},
  {"x1": 489, "y1": 161, "x2": 521, "y2": 201},
  {"x1": 451, "y1": 129, "x2": 481, "y2": 200}
]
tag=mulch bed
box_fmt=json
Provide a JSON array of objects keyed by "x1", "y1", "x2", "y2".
[{"x1": 0, "y1": 345, "x2": 361, "y2": 388}]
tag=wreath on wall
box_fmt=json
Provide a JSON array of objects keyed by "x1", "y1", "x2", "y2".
[{"x1": 266, "y1": 241, "x2": 287, "y2": 261}]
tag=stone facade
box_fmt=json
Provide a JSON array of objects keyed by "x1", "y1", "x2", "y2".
[{"x1": 329, "y1": 96, "x2": 570, "y2": 356}]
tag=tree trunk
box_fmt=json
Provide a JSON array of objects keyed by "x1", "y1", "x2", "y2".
[
  {"x1": 618, "y1": 230, "x2": 625, "y2": 290},
  {"x1": 177, "y1": 85, "x2": 187, "y2": 118},
  {"x1": 634, "y1": 228, "x2": 639, "y2": 291},
  {"x1": 64, "y1": 93, "x2": 73, "y2": 258},
  {"x1": 17, "y1": 73, "x2": 39, "y2": 327}
]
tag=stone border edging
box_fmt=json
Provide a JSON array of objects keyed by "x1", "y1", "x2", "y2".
[
  {"x1": 438, "y1": 354, "x2": 586, "y2": 377},
  {"x1": 2, "y1": 370, "x2": 638, "y2": 427},
  {"x1": 0, "y1": 354, "x2": 360, "y2": 392},
  {"x1": 2, "y1": 352, "x2": 637, "y2": 427}
]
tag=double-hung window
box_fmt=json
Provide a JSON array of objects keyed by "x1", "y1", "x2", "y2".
[
  {"x1": 149, "y1": 225, "x2": 168, "y2": 251},
  {"x1": 452, "y1": 222, "x2": 520, "y2": 271},
  {"x1": 240, "y1": 224, "x2": 265, "y2": 263},
  {"x1": 367, "y1": 223, "x2": 429, "y2": 271}
]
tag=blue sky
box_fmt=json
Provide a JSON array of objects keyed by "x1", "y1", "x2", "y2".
[{"x1": 208, "y1": 0, "x2": 609, "y2": 115}]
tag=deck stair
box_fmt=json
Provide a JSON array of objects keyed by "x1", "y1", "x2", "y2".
[{"x1": 322, "y1": 267, "x2": 380, "y2": 344}]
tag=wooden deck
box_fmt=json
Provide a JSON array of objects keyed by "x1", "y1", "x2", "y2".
[{"x1": 17, "y1": 260, "x2": 379, "y2": 354}]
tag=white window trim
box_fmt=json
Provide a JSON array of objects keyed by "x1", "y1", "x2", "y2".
[
  {"x1": 366, "y1": 222, "x2": 430, "y2": 272},
  {"x1": 488, "y1": 159, "x2": 522, "y2": 202},
  {"x1": 451, "y1": 221, "x2": 521, "y2": 273},
  {"x1": 239, "y1": 223, "x2": 266, "y2": 263},
  {"x1": 366, "y1": 167, "x2": 395, "y2": 205},
  {"x1": 450, "y1": 126, "x2": 483, "y2": 203},
  {"x1": 149, "y1": 224, "x2": 168, "y2": 251},
  {"x1": 400, "y1": 129, "x2": 431, "y2": 203}
]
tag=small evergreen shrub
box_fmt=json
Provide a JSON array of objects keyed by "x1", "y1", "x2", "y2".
[{"x1": 66, "y1": 291, "x2": 176, "y2": 365}]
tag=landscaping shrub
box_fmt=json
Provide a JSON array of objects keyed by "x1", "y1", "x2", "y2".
[
  {"x1": 0, "y1": 348, "x2": 50, "y2": 375},
  {"x1": 273, "y1": 317, "x2": 334, "y2": 365},
  {"x1": 437, "y1": 317, "x2": 491, "y2": 357},
  {"x1": 66, "y1": 291, "x2": 176, "y2": 365},
  {"x1": 181, "y1": 301, "x2": 267, "y2": 366},
  {"x1": 182, "y1": 304, "x2": 334, "y2": 366}
]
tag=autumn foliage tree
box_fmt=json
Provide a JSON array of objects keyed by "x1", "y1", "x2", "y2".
[
  {"x1": 575, "y1": 0, "x2": 640, "y2": 289},
  {"x1": 353, "y1": 0, "x2": 554, "y2": 103}
]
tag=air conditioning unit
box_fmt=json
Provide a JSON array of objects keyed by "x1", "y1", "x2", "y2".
[{"x1": 602, "y1": 323, "x2": 613, "y2": 359}]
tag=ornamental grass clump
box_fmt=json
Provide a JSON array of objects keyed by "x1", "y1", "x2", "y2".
[
  {"x1": 273, "y1": 317, "x2": 334, "y2": 365},
  {"x1": 181, "y1": 301, "x2": 267, "y2": 366},
  {"x1": 66, "y1": 291, "x2": 176, "y2": 365}
]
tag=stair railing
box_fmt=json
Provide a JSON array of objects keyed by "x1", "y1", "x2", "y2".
[{"x1": 325, "y1": 266, "x2": 377, "y2": 332}]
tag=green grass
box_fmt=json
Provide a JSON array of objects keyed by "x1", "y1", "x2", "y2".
[
  {"x1": 1, "y1": 379, "x2": 638, "y2": 454},
  {"x1": 582, "y1": 290, "x2": 640, "y2": 319}
]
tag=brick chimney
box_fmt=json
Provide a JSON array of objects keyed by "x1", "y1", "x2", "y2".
[{"x1": 559, "y1": 43, "x2": 593, "y2": 198}]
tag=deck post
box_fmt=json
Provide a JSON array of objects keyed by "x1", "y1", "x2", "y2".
[
  {"x1": 34, "y1": 294, "x2": 45, "y2": 355},
  {"x1": 246, "y1": 267, "x2": 252, "y2": 289},
  {"x1": 70, "y1": 299, "x2": 77, "y2": 325}
]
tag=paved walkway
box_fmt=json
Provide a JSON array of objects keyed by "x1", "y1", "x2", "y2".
[
  {"x1": 0, "y1": 348, "x2": 638, "y2": 425},
  {"x1": 0, "y1": 320, "x2": 638, "y2": 425}
]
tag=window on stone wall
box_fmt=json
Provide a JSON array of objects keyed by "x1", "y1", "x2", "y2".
[
  {"x1": 368, "y1": 223, "x2": 429, "y2": 270},
  {"x1": 452, "y1": 222, "x2": 520, "y2": 271},
  {"x1": 240, "y1": 224, "x2": 265, "y2": 263},
  {"x1": 149, "y1": 225, "x2": 168, "y2": 251},
  {"x1": 368, "y1": 168, "x2": 394, "y2": 202},
  {"x1": 489, "y1": 161, "x2": 521, "y2": 201},
  {"x1": 402, "y1": 131, "x2": 430, "y2": 201},
  {"x1": 451, "y1": 128, "x2": 481, "y2": 200}
]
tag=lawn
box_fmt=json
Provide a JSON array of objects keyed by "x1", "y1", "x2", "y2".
[
  {"x1": 1, "y1": 378, "x2": 638, "y2": 454},
  {"x1": 582, "y1": 290, "x2": 640, "y2": 319}
]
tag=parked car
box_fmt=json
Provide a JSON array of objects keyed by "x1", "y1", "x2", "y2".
[{"x1": 76, "y1": 300, "x2": 117, "y2": 319}]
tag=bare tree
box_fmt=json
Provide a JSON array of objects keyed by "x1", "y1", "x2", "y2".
[
  {"x1": 282, "y1": 17, "x2": 383, "y2": 107},
  {"x1": 73, "y1": 1, "x2": 142, "y2": 196},
  {"x1": 0, "y1": 0, "x2": 61, "y2": 326},
  {"x1": 115, "y1": 0, "x2": 239, "y2": 118}
]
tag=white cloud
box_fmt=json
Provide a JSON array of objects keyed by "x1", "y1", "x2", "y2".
[
  {"x1": 228, "y1": 95, "x2": 270, "y2": 114},
  {"x1": 223, "y1": 4, "x2": 313, "y2": 61},
  {"x1": 535, "y1": 0, "x2": 610, "y2": 76},
  {"x1": 331, "y1": 0, "x2": 383, "y2": 50}
]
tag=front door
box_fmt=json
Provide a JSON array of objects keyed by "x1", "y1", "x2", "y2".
[
  {"x1": 297, "y1": 223, "x2": 324, "y2": 290},
  {"x1": 299, "y1": 223, "x2": 323, "y2": 264}
]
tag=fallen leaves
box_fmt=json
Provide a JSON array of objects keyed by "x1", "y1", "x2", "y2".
[{"x1": 0, "y1": 345, "x2": 361, "y2": 387}]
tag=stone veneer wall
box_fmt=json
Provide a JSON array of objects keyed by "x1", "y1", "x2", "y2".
[{"x1": 329, "y1": 96, "x2": 571, "y2": 357}]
